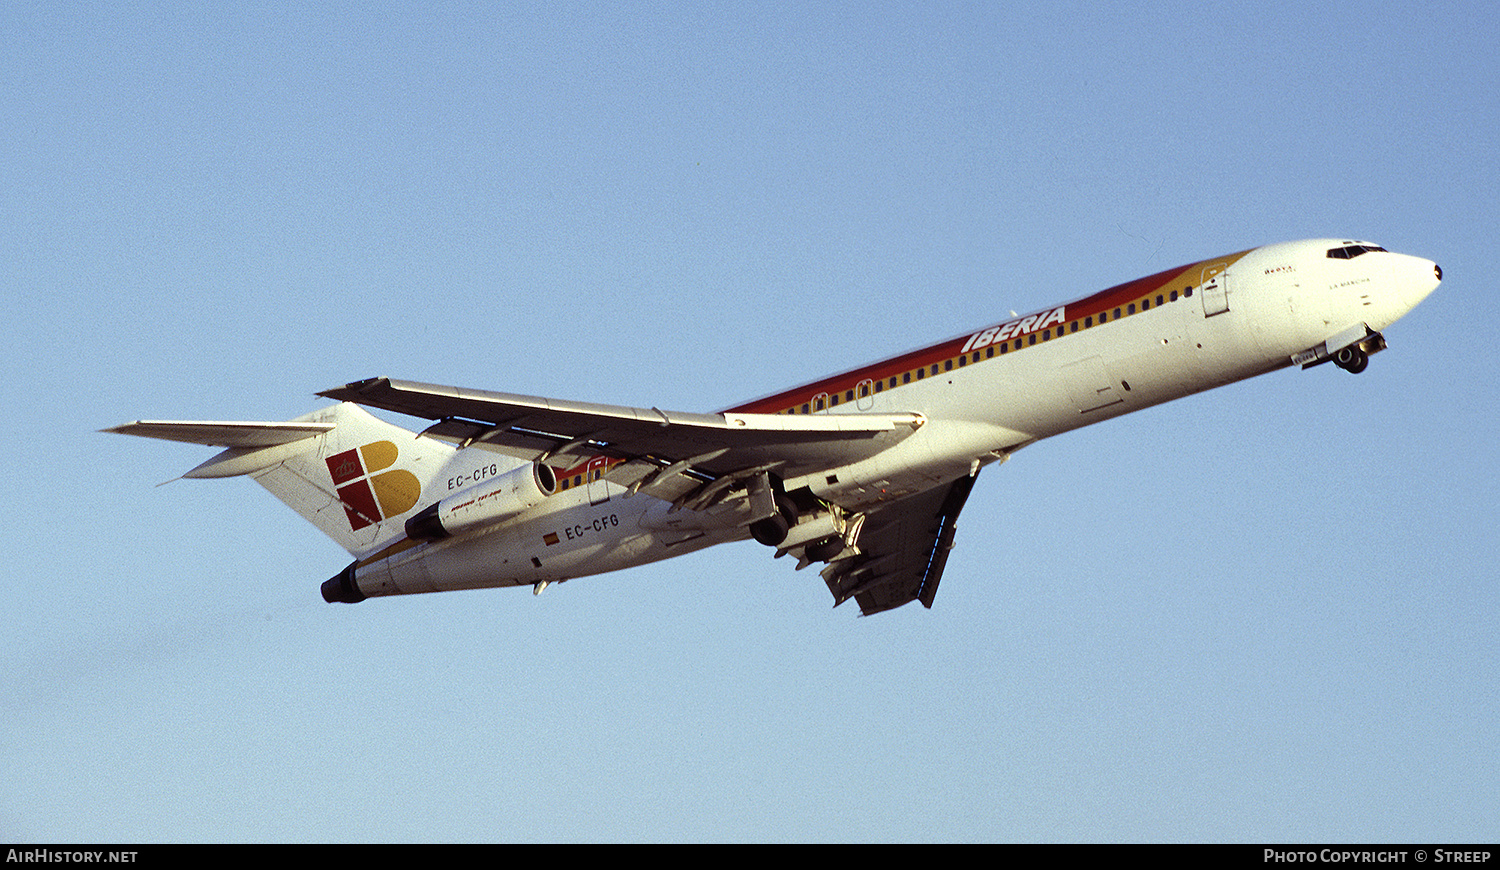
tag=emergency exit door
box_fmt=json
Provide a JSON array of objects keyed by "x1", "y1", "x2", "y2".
[{"x1": 1201, "y1": 263, "x2": 1230, "y2": 317}]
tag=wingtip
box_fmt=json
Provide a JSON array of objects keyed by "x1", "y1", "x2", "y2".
[{"x1": 317, "y1": 376, "x2": 387, "y2": 400}]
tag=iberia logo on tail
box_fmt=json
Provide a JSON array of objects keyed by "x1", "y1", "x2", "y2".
[{"x1": 325, "y1": 441, "x2": 421, "y2": 531}]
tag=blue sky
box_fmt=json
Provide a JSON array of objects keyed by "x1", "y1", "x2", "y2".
[{"x1": 4, "y1": 2, "x2": 1496, "y2": 842}]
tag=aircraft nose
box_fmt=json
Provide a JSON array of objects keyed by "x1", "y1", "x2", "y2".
[{"x1": 1390, "y1": 253, "x2": 1441, "y2": 316}]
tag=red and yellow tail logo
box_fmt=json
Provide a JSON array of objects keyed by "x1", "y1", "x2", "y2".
[{"x1": 325, "y1": 441, "x2": 421, "y2": 531}]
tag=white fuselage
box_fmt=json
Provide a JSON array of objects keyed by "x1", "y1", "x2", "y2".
[{"x1": 347, "y1": 239, "x2": 1440, "y2": 600}]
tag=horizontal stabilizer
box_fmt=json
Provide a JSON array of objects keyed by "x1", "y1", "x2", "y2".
[
  {"x1": 106, "y1": 403, "x2": 458, "y2": 556},
  {"x1": 105, "y1": 420, "x2": 338, "y2": 480},
  {"x1": 101, "y1": 420, "x2": 335, "y2": 448}
]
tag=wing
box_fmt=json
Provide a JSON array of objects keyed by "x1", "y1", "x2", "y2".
[
  {"x1": 317, "y1": 377, "x2": 925, "y2": 505},
  {"x1": 820, "y1": 471, "x2": 979, "y2": 616}
]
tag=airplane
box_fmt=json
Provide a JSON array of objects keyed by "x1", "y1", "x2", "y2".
[{"x1": 107, "y1": 238, "x2": 1441, "y2": 616}]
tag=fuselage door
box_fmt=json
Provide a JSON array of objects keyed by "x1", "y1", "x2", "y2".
[
  {"x1": 586, "y1": 455, "x2": 611, "y2": 505},
  {"x1": 1201, "y1": 262, "x2": 1230, "y2": 317}
]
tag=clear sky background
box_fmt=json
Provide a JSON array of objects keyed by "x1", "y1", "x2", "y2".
[{"x1": 4, "y1": 2, "x2": 1496, "y2": 843}]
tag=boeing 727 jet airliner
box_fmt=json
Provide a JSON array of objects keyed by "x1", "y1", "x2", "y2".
[{"x1": 108, "y1": 239, "x2": 1441, "y2": 616}]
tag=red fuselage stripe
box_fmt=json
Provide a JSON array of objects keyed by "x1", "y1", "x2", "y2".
[{"x1": 722, "y1": 252, "x2": 1249, "y2": 415}]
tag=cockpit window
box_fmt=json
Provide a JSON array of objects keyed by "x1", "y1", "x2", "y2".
[{"x1": 1327, "y1": 244, "x2": 1388, "y2": 259}]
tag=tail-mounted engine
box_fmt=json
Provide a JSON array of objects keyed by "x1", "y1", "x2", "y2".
[{"x1": 405, "y1": 462, "x2": 557, "y2": 541}]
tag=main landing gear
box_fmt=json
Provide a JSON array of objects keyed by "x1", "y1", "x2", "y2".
[
  {"x1": 749, "y1": 491, "x2": 800, "y2": 546},
  {"x1": 748, "y1": 482, "x2": 864, "y2": 569}
]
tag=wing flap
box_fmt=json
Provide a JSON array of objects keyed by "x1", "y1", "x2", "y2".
[{"x1": 820, "y1": 472, "x2": 979, "y2": 616}]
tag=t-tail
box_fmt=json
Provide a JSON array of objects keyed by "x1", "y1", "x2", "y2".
[{"x1": 105, "y1": 403, "x2": 460, "y2": 557}]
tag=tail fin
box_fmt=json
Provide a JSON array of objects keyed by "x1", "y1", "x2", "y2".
[{"x1": 106, "y1": 403, "x2": 457, "y2": 556}]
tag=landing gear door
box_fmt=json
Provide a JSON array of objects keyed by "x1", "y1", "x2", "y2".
[{"x1": 1201, "y1": 262, "x2": 1230, "y2": 317}]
